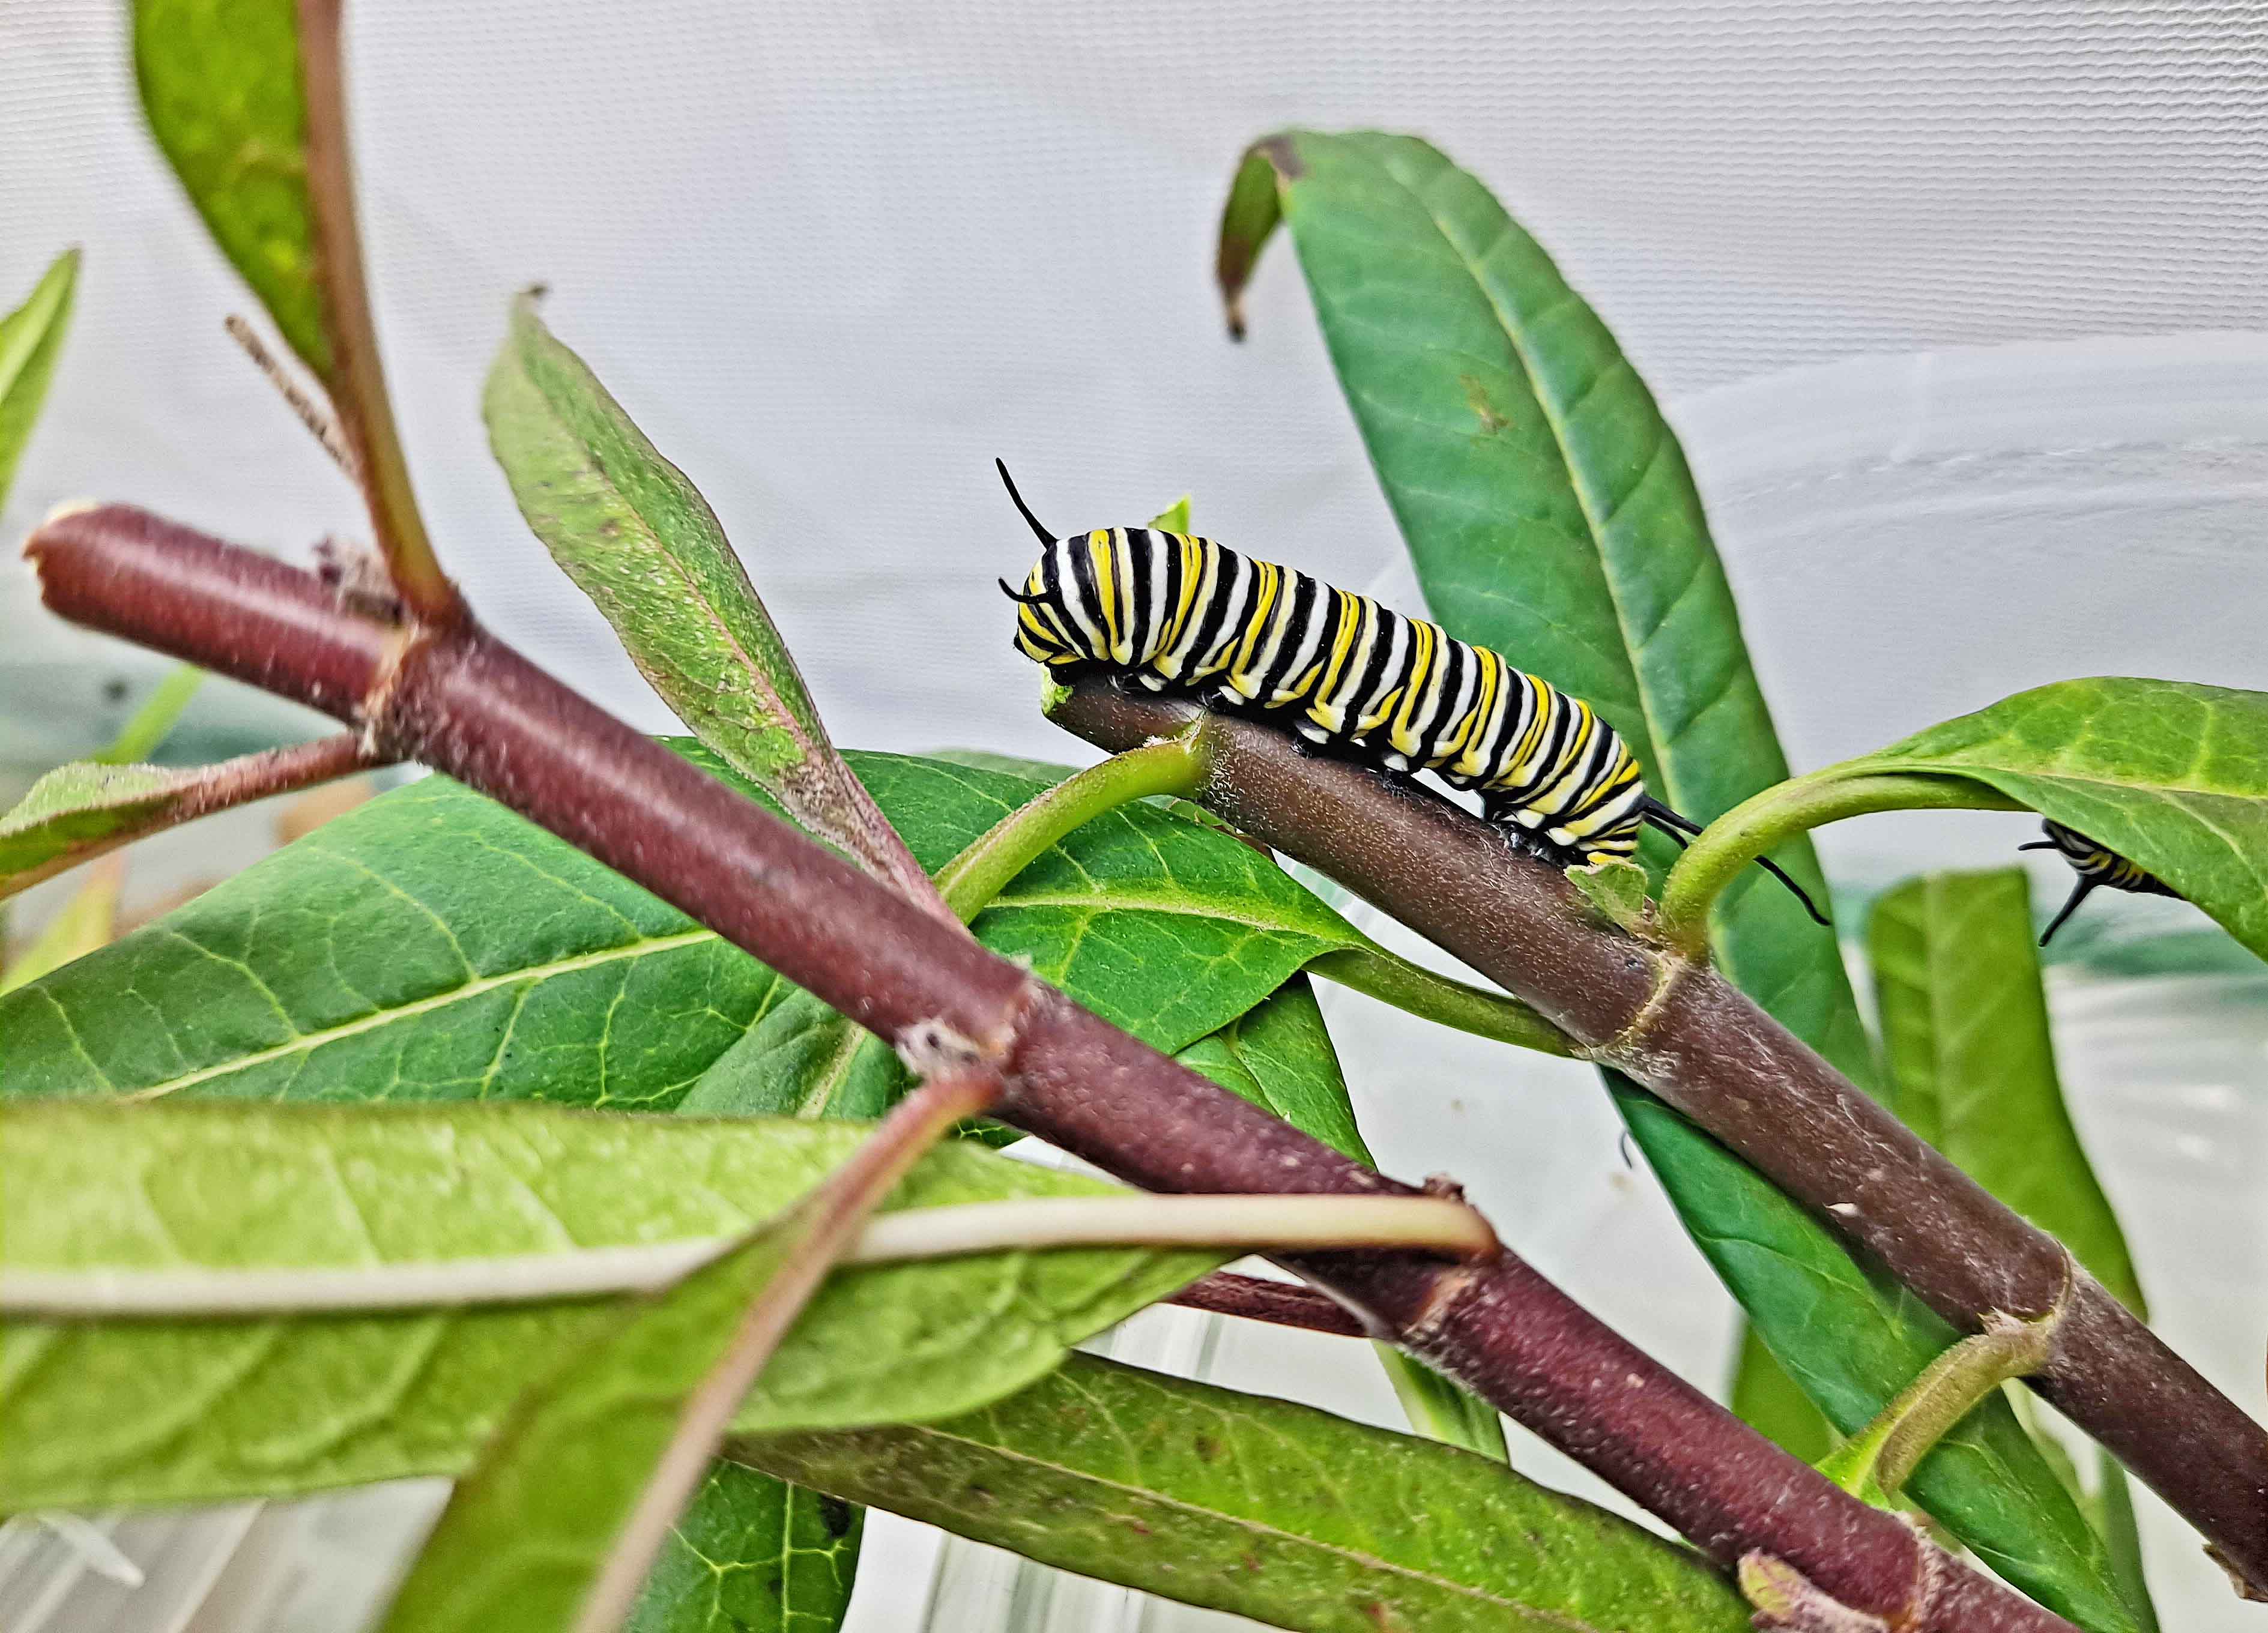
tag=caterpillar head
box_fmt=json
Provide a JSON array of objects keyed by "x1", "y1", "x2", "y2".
[{"x1": 995, "y1": 460, "x2": 1082, "y2": 668}]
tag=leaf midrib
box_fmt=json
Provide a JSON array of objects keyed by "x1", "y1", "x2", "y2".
[{"x1": 116, "y1": 929, "x2": 715, "y2": 1101}]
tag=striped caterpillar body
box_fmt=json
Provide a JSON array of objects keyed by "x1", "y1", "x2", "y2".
[
  {"x1": 2021, "y1": 820, "x2": 2177, "y2": 946},
  {"x1": 995, "y1": 463, "x2": 1824, "y2": 922}
]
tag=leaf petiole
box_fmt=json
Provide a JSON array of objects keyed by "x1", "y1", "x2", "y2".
[{"x1": 1656, "y1": 770, "x2": 2024, "y2": 956}]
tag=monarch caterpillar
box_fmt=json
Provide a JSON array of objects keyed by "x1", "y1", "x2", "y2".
[
  {"x1": 995, "y1": 462, "x2": 1825, "y2": 924},
  {"x1": 2020, "y1": 820, "x2": 2177, "y2": 946}
]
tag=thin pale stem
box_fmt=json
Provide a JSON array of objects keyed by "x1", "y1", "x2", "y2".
[
  {"x1": 573, "y1": 1066, "x2": 1000, "y2": 1633},
  {"x1": 935, "y1": 731, "x2": 1206, "y2": 918},
  {"x1": 293, "y1": 0, "x2": 459, "y2": 624},
  {"x1": 224, "y1": 315, "x2": 358, "y2": 481},
  {"x1": 1655, "y1": 770, "x2": 2026, "y2": 955},
  {"x1": 1309, "y1": 946, "x2": 1571, "y2": 1055},
  {"x1": 2, "y1": 1192, "x2": 1494, "y2": 1317}
]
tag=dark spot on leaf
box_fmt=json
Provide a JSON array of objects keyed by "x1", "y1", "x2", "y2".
[
  {"x1": 1193, "y1": 1433, "x2": 1223, "y2": 1461},
  {"x1": 102, "y1": 677, "x2": 130, "y2": 705},
  {"x1": 965, "y1": 1483, "x2": 996, "y2": 1506},
  {"x1": 1460, "y1": 375, "x2": 1509, "y2": 434},
  {"x1": 1255, "y1": 134, "x2": 1305, "y2": 180},
  {"x1": 1125, "y1": 1518, "x2": 1154, "y2": 1537},
  {"x1": 1361, "y1": 1601, "x2": 1395, "y2": 1630},
  {"x1": 1241, "y1": 1553, "x2": 1263, "y2": 1573},
  {"x1": 816, "y1": 1494, "x2": 855, "y2": 1537}
]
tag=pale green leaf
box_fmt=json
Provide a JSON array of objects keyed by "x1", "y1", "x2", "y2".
[
  {"x1": 484, "y1": 297, "x2": 926, "y2": 902},
  {"x1": 0, "y1": 249, "x2": 78, "y2": 510},
  {"x1": 0, "y1": 1098, "x2": 1223, "y2": 1512}
]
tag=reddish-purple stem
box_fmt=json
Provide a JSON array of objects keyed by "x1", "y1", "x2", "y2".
[
  {"x1": 23, "y1": 506, "x2": 2083, "y2": 1632},
  {"x1": 1053, "y1": 683, "x2": 2268, "y2": 1601}
]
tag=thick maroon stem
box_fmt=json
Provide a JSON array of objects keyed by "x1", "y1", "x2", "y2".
[
  {"x1": 1054, "y1": 681, "x2": 2268, "y2": 1601},
  {"x1": 23, "y1": 506, "x2": 2083, "y2": 1632}
]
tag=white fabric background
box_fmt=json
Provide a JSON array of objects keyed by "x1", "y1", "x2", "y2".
[{"x1": 4, "y1": 2, "x2": 2267, "y2": 1629}]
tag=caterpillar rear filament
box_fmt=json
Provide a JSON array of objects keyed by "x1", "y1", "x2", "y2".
[{"x1": 996, "y1": 462, "x2": 1824, "y2": 924}]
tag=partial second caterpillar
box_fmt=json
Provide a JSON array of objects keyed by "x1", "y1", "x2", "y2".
[
  {"x1": 2022, "y1": 820, "x2": 2177, "y2": 945},
  {"x1": 994, "y1": 463, "x2": 1823, "y2": 922}
]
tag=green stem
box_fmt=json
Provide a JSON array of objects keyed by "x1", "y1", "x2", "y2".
[
  {"x1": 935, "y1": 732, "x2": 1206, "y2": 920},
  {"x1": 938, "y1": 732, "x2": 1568, "y2": 1056},
  {"x1": 1818, "y1": 1314, "x2": 2057, "y2": 1503},
  {"x1": 1308, "y1": 947, "x2": 1571, "y2": 1057},
  {"x1": 1655, "y1": 769, "x2": 2027, "y2": 956}
]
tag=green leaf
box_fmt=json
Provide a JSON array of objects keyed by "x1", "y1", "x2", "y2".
[
  {"x1": 1619, "y1": 1088, "x2": 2141, "y2": 1633},
  {"x1": 1175, "y1": 974, "x2": 1367, "y2": 1163},
  {"x1": 1218, "y1": 130, "x2": 1863, "y2": 1079},
  {"x1": 0, "y1": 761, "x2": 227, "y2": 901},
  {"x1": 484, "y1": 299, "x2": 928, "y2": 905},
  {"x1": 133, "y1": 0, "x2": 328, "y2": 375},
  {"x1": 1220, "y1": 127, "x2": 2133, "y2": 1613},
  {"x1": 627, "y1": 1464, "x2": 857, "y2": 1633},
  {"x1": 1146, "y1": 495, "x2": 1192, "y2": 533},
  {"x1": 374, "y1": 1218, "x2": 819, "y2": 1633},
  {"x1": 1565, "y1": 856, "x2": 1653, "y2": 936},
  {"x1": 1847, "y1": 677, "x2": 2268, "y2": 963},
  {"x1": 1868, "y1": 869, "x2": 2145, "y2": 1313},
  {"x1": 741, "y1": 1353, "x2": 1750, "y2": 1633},
  {"x1": 0, "y1": 1098, "x2": 1224, "y2": 1512},
  {"x1": 0, "y1": 249, "x2": 78, "y2": 511},
  {"x1": 0, "y1": 662, "x2": 211, "y2": 902},
  {"x1": 1, "y1": 748, "x2": 1359, "y2": 1109}
]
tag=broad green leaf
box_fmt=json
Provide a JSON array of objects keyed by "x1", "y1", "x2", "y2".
[
  {"x1": 1868, "y1": 868, "x2": 2154, "y2": 1626},
  {"x1": 1868, "y1": 870, "x2": 2145, "y2": 1312},
  {"x1": 0, "y1": 855, "x2": 124, "y2": 994},
  {"x1": 1846, "y1": 678, "x2": 2268, "y2": 963},
  {"x1": 1217, "y1": 128, "x2": 2129, "y2": 1611},
  {"x1": 1217, "y1": 131, "x2": 1862, "y2": 1077},
  {"x1": 133, "y1": 0, "x2": 328, "y2": 375},
  {"x1": 0, "y1": 1098, "x2": 1224, "y2": 1512},
  {"x1": 376, "y1": 1219, "x2": 820, "y2": 1633},
  {"x1": 739, "y1": 1353, "x2": 1750, "y2": 1633},
  {"x1": 1620, "y1": 1089, "x2": 2141, "y2": 1633},
  {"x1": 1175, "y1": 974, "x2": 1367, "y2": 1162},
  {"x1": 1176, "y1": 976, "x2": 1508, "y2": 1461},
  {"x1": 0, "y1": 249, "x2": 77, "y2": 510},
  {"x1": 628, "y1": 1464, "x2": 857, "y2": 1633},
  {"x1": 1, "y1": 748, "x2": 1360, "y2": 1108},
  {"x1": 485, "y1": 299, "x2": 927, "y2": 905}
]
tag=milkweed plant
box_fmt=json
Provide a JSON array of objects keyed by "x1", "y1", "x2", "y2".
[{"x1": 1, "y1": 7, "x2": 2263, "y2": 1633}]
